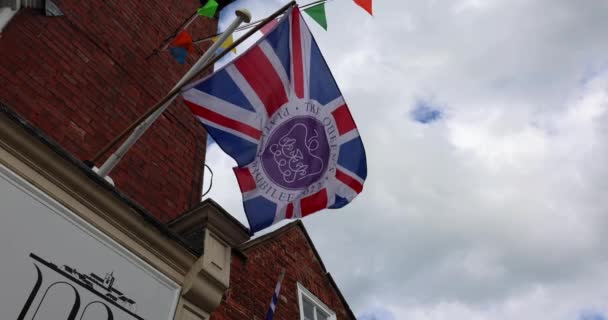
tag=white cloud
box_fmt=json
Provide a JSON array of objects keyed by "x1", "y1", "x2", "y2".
[{"x1": 207, "y1": 0, "x2": 608, "y2": 319}]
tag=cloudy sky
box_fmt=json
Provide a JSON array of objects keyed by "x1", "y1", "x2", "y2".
[{"x1": 206, "y1": 0, "x2": 608, "y2": 319}]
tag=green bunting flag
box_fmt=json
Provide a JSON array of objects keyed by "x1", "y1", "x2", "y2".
[
  {"x1": 198, "y1": 0, "x2": 218, "y2": 17},
  {"x1": 304, "y1": 3, "x2": 328, "y2": 30}
]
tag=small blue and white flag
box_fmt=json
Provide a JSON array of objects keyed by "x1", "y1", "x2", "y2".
[{"x1": 266, "y1": 269, "x2": 286, "y2": 320}]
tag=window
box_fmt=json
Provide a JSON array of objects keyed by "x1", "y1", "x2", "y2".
[
  {"x1": 0, "y1": 0, "x2": 19, "y2": 32},
  {"x1": 297, "y1": 283, "x2": 336, "y2": 320},
  {"x1": 0, "y1": 0, "x2": 60, "y2": 33}
]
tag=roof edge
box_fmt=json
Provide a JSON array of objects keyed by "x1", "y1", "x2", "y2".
[
  {"x1": 239, "y1": 220, "x2": 327, "y2": 272},
  {"x1": 326, "y1": 272, "x2": 357, "y2": 320}
]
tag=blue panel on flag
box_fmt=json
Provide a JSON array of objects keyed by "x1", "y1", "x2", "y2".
[
  {"x1": 204, "y1": 125, "x2": 257, "y2": 166},
  {"x1": 309, "y1": 38, "x2": 341, "y2": 105},
  {"x1": 193, "y1": 69, "x2": 256, "y2": 112},
  {"x1": 329, "y1": 195, "x2": 349, "y2": 209},
  {"x1": 265, "y1": 18, "x2": 291, "y2": 82},
  {"x1": 244, "y1": 196, "x2": 277, "y2": 232},
  {"x1": 338, "y1": 137, "x2": 367, "y2": 179}
]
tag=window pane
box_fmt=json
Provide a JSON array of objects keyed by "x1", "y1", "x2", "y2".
[
  {"x1": 0, "y1": 0, "x2": 17, "y2": 10},
  {"x1": 316, "y1": 308, "x2": 330, "y2": 320},
  {"x1": 303, "y1": 297, "x2": 315, "y2": 320}
]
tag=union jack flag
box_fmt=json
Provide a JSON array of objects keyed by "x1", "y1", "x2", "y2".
[
  {"x1": 182, "y1": 6, "x2": 367, "y2": 233},
  {"x1": 266, "y1": 268, "x2": 285, "y2": 320}
]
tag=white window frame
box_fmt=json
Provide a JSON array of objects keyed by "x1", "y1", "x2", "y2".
[
  {"x1": 0, "y1": 1, "x2": 19, "y2": 32},
  {"x1": 0, "y1": 0, "x2": 45, "y2": 32},
  {"x1": 297, "y1": 283, "x2": 337, "y2": 320}
]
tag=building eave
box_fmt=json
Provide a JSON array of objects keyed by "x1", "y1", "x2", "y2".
[{"x1": 168, "y1": 198, "x2": 251, "y2": 255}]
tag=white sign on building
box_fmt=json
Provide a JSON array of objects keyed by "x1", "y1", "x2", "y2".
[{"x1": 0, "y1": 165, "x2": 181, "y2": 320}]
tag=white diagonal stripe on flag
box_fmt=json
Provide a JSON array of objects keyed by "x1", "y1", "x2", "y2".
[
  {"x1": 225, "y1": 65, "x2": 268, "y2": 121},
  {"x1": 338, "y1": 129, "x2": 360, "y2": 145},
  {"x1": 299, "y1": 12, "x2": 312, "y2": 100},
  {"x1": 259, "y1": 40, "x2": 291, "y2": 99},
  {"x1": 324, "y1": 96, "x2": 346, "y2": 113},
  {"x1": 193, "y1": 115, "x2": 259, "y2": 144},
  {"x1": 183, "y1": 89, "x2": 261, "y2": 130}
]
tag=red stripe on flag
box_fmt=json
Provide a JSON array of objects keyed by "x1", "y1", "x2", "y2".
[
  {"x1": 300, "y1": 189, "x2": 328, "y2": 217},
  {"x1": 291, "y1": 9, "x2": 304, "y2": 98},
  {"x1": 234, "y1": 46, "x2": 288, "y2": 117},
  {"x1": 233, "y1": 167, "x2": 256, "y2": 193},
  {"x1": 336, "y1": 169, "x2": 364, "y2": 194},
  {"x1": 331, "y1": 104, "x2": 357, "y2": 136},
  {"x1": 286, "y1": 203, "x2": 294, "y2": 219},
  {"x1": 185, "y1": 100, "x2": 262, "y2": 140},
  {"x1": 260, "y1": 18, "x2": 279, "y2": 35}
]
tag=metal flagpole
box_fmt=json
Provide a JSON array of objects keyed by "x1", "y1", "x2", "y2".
[
  {"x1": 96, "y1": 9, "x2": 252, "y2": 178},
  {"x1": 91, "y1": 1, "x2": 296, "y2": 170}
]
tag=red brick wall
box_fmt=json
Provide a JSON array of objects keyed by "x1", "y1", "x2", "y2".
[
  {"x1": 211, "y1": 224, "x2": 355, "y2": 320},
  {"x1": 0, "y1": 1, "x2": 218, "y2": 221}
]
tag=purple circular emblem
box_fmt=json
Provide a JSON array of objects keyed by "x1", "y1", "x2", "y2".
[{"x1": 261, "y1": 116, "x2": 330, "y2": 190}]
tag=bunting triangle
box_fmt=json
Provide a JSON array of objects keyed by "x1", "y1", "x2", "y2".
[
  {"x1": 171, "y1": 31, "x2": 194, "y2": 52},
  {"x1": 211, "y1": 35, "x2": 237, "y2": 54},
  {"x1": 198, "y1": 0, "x2": 218, "y2": 17},
  {"x1": 304, "y1": 3, "x2": 328, "y2": 30},
  {"x1": 169, "y1": 31, "x2": 194, "y2": 64},
  {"x1": 353, "y1": 0, "x2": 373, "y2": 15},
  {"x1": 170, "y1": 47, "x2": 189, "y2": 64}
]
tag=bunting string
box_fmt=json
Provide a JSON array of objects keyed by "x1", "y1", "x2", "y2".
[
  {"x1": 145, "y1": 0, "x2": 218, "y2": 60},
  {"x1": 148, "y1": 0, "x2": 370, "y2": 59},
  {"x1": 192, "y1": 0, "x2": 332, "y2": 45},
  {"x1": 145, "y1": 12, "x2": 198, "y2": 60}
]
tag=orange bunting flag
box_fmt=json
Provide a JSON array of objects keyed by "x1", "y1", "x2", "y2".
[
  {"x1": 169, "y1": 31, "x2": 194, "y2": 64},
  {"x1": 171, "y1": 31, "x2": 194, "y2": 53}
]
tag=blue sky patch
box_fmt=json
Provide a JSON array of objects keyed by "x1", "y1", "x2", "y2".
[
  {"x1": 410, "y1": 101, "x2": 442, "y2": 124},
  {"x1": 580, "y1": 62, "x2": 608, "y2": 85},
  {"x1": 579, "y1": 310, "x2": 606, "y2": 320}
]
